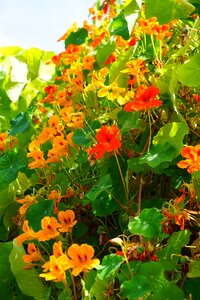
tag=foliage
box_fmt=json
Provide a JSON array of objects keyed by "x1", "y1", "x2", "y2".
[{"x1": 0, "y1": 0, "x2": 200, "y2": 299}]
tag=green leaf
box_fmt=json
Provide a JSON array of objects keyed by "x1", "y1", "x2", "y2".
[
  {"x1": 145, "y1": 0, "x2": 195, "y2": 24},
  {"x1": 124, "y1": 0, "x2": 142, "y2": 35},
  {"x1": 192, "y1": 171, "x2": 200, "y2": 201},
  {"x1": 92, "y1": 191, "x2": 119, "y2": 217},
  {"x1": 97, "y1": 254, "x2": 124, "y2": 280},
  {"x1": 0, "y1": 150, "x2": 28, "y2": 190},
  {"x1": 86, "y1": 174, "x2": 112, "y2": 201},
  {"x1": 187, "y1": 260, "x2": 200, "y2": 278},
  {"x1": 95, "y1": 42, "x2": 116, "y2": 68},
  {"x1": 16, "y1": 47, "x2": 44, "y2": 80},
  {"x1": 118, "y1": 111, "x2": 143, "y2": 133},
  {"x1": 9, "y1": 112, "x2": 31, "y2": 135},
  {"x1": 137, "y1": 261, "x2": 168, "y2": 291},
  {"x1": 128, "y1": 208, "x2": 163, "y2": 239},
  {"x1": 0, "y1": 242, "x2": 13, "y2": 283},
  {"x1": 153, "y1": 122, "x2": 189, "y2": 156},
  {"x1": 139, "y1": 142, "x2": 177, "y2": 168},
  {"x1": 158, "y1": 230, "x2": 190, "y2": 271},
  {"x1": 176, "y1": 52, "x2": 200, "y2": 87},
  {"x1": 109, "y1": 47, "x2": 133, "y2": 85},
  {"x1": 184, "y1": 278, "x2": 200, "y2": 300},
  {"x1": 72, "y1": 129, "x2": 92, "y2": 145},
  {"x1": 0, "y1": 46, "x2": 22, "y2": 56},
  {"x1": 9, "y1": 240, "x2": 45, "y2": 299},
  {"x1": 152, "y1": 284, "x2": 184, "y2": 300},
  {"x1": 51, "y1": 172, "x2": 70, "y2": 194},
  {"x1": 121, "y1": 275, "x2": 151, "y2": 300},
  {"x1": 109, "y1": 12, "x2": 130, "y2": 40},
  {"x1": 0, "y1": 187, "x2": 15, "y2": 219},
  {"x1": 26, "y1": 200, "x2": 54, "y2": 231},
  {"x1": 65, "y1": 28, "x2": 88, "y2": 47},
  {"x1": 93, "y1": 277, "x2": 110, "y2": 300}
]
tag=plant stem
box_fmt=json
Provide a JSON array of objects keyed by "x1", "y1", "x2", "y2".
[
  {"x1": 114, "y1": 152, "x2": 129, "y2": 204},
  {"x1": 137, "y1": 172, "x2": 143, "y2": 215},
  {"x1": 63, "y1": 278, "x2": 71, "y2": 298}
]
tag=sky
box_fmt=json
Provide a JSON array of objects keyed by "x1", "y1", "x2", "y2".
[{"x1": 0, "y1": 0, "x2": 95, "y2": 53}]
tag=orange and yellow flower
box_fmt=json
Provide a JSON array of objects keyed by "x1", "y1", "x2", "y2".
[
  {"x1": 67, "y1": 243, "x2": 100, "y2": 276},
  {"x1": 177, "y1": 145, "x2": 200, "y2": 174},
  {"x1": 58, "y1": 210, "x2": 77, "y2": 233},
  {"x1": 36, "y1": 217, "x2": 60, "y2": 242},
  {"x1": 16, "y1": 220, "x2": 36, "y2": 245},
  {"x1": 16, "y1": 195, "x2": 38, "y2": 216},
  {"x1": 23, "y1": 243, "x2": 44, "y2": 264}
]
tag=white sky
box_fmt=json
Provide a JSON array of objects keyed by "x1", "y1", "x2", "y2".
[{"x1": 0, "y1": 0, "x2": 95, "y2": 53}]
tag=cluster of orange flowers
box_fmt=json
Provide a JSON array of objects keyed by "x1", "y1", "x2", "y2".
[
  {"x1": 177, "y1": 144, "x2": 200, "y2": 174},
  {"x1": 16, "y1": 210, "x2": 99, "y2": 281},
  {"x1": 0, "y1": 131, "x2": 17, "y2": 151}
]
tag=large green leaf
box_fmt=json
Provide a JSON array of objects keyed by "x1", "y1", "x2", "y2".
[
  {"x1": 9, "y1": 112, "x2": 31, "y2": 136},
  {"x1": 0, "y1": 150, "x2": 28, "y2": 190},
  {"x1": 128, "y1": 208, "x2": 163, "y2": 239},
  {"x1": 121, "y1": 275, "x2": 151, "y2": 300},
  {"x1": 109, "y1": 47, "x2": 133, "y2": 85},
  {"x1": 152, "y1": 284, "x2": 184, "y2": 300},
  {"x1": 65, "y1": 28, "x2": 88, "y2": 47},
  {"x1": 158, "y1": 230, "x2": 190, "y2": 271},
  {"x1": 0, "y1": 242, "x2": 13, "y2": 283},
  {"x1": 145, "y1": 0, "x2": 195, "y2": 24},
  {"x1": 26, "y1": 200, "x2": 54, "y2": 231},
  {"x1": 95, "y1": 42, "x2": 116, "y2": 68},
  {"x1": 187, "y1": 260, "x2": 200, "y2": 278},
  {"x1": 16, "y1": 48, "x2": 44, "y2": 80},
  {"x1": 137, "y1": 261, "x2": 168, "y2": 291},
  {"x1": 86, "y1": 174, "x2": 112, "y2": 201},
  {"x1": 9, "y1": 240, "x2": 46, "y2": 299},
  {"x1": 118, "y1": 110, "x2": 143, "y2": 133},
  {"x1": 124, "y1": 0, "x2": 142, "y2": 35},
  {"x1": 97, "y1": 254, "x2": 124, "y2": 280},
  {"x1": 109, "y1": 12, "x2": 130, "y2": 40},
  {"x1": 176, "y1": 52, "x2": 200, "y2": 87},
  {"x1": 153, "y1": 122, "x2": 189, "y2": 156}
]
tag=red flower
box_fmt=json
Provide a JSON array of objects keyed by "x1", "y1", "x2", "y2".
[
  {"x1": 89, "y1": 125, "x2": 121, "y2": 159},
  {"x1": 124, "y1": 85, "x2": 162, "y2": 112}
]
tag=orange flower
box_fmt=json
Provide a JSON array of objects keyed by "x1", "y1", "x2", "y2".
[
  {"x1": 48, "y1": 190, "x2": 62, "y2": 214},
  {"x1": 192, "y1": 94, "x2": 200, "y2": 102},
  {"x1": 153, "y1": 24, "x2": 172, "y2": 40},
  {"x1": 58, "y1": 210, "x2": 77, "y2": 233},
  {"x1": 36, "y1": 217, "x2": 60, "y2": 242},
  {"x1": 67, "y1": 243, "x2": 100, "y2": 276},
  {"x1": 0, "y1": 132, "x2": 8, "y2": 151},
  {"x1": 124, "y1": 85, "x2": 162, "y2": 111},
  {"x1": 16, "y1": 220, "x2": 36, "y2": 245},
  {"x1": 40, "y1": 254, "x2": 71, "y2": 282},
  {"x1": 177, "y1": 145, "x2": 200, "y2": 174},
  {"x1": 89, "y1": 125, "x2": 121, "y2": 159},
  {"x1": 27, "y1": 149, "x2": 46, "y2": 169},
  {"x1": 23, "y1": 243, "x2": 44, "y2": 263},
  {"x1": 16, "y1": 195, "x2": 37, "y2": 216}
]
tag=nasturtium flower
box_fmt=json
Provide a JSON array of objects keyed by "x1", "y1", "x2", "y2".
[
  {"x1": 58, "y1": 210, "x2": 77, "y2": 233},
  {"x1": 16, "y1": 220, "x2": 36, "y2": 245},
  {"x1": 193, "y1": 94, "x2": 200, "y2": 102},
  {"x1": 36, "y1": 217, "x2": 60, "y2": 242},
  {"x1": 67, "y1": 243, "x2": 100, "y2": 276},
  {"x1": 23, "y1": 243, "x2": 44, "y2": 264},
  {"x1": 16, "y1": 195, "x2": 37, "y2": 216},
  {"x1": 48, "y1": 190, "x2": 62, "y2": 214},
  {"x1": 0, "y1": 132, "x2": 8, "y2": 151},
  {"x1": 89, "y1": 125, "x2": 121, "y2": 159},
  {"x1": 177, "y1": 145, "x2": 200, "y2": 174},
  {"x1": 40, "y1": 254, "x2": 71, "y2": 282},
  {"x1": 124, "y1": 85, "x2": 162, "y2": 111}
]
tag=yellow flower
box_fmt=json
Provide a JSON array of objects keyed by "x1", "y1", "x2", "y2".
[
  {"x1": 40, "y1": 254, "x2": 71, "y2": 282},
  {"x1": 67, "y1": 243, "x2": 100, "y2": 276}
]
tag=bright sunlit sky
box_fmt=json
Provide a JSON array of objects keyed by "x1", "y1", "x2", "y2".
[{"x1": 0, "y1": 0, "x2": 95, "y2": 53}]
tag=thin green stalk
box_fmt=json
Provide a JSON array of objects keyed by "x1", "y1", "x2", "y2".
[{"x1": 114, "y1": 152, "x2": 129, "y2": 204}]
